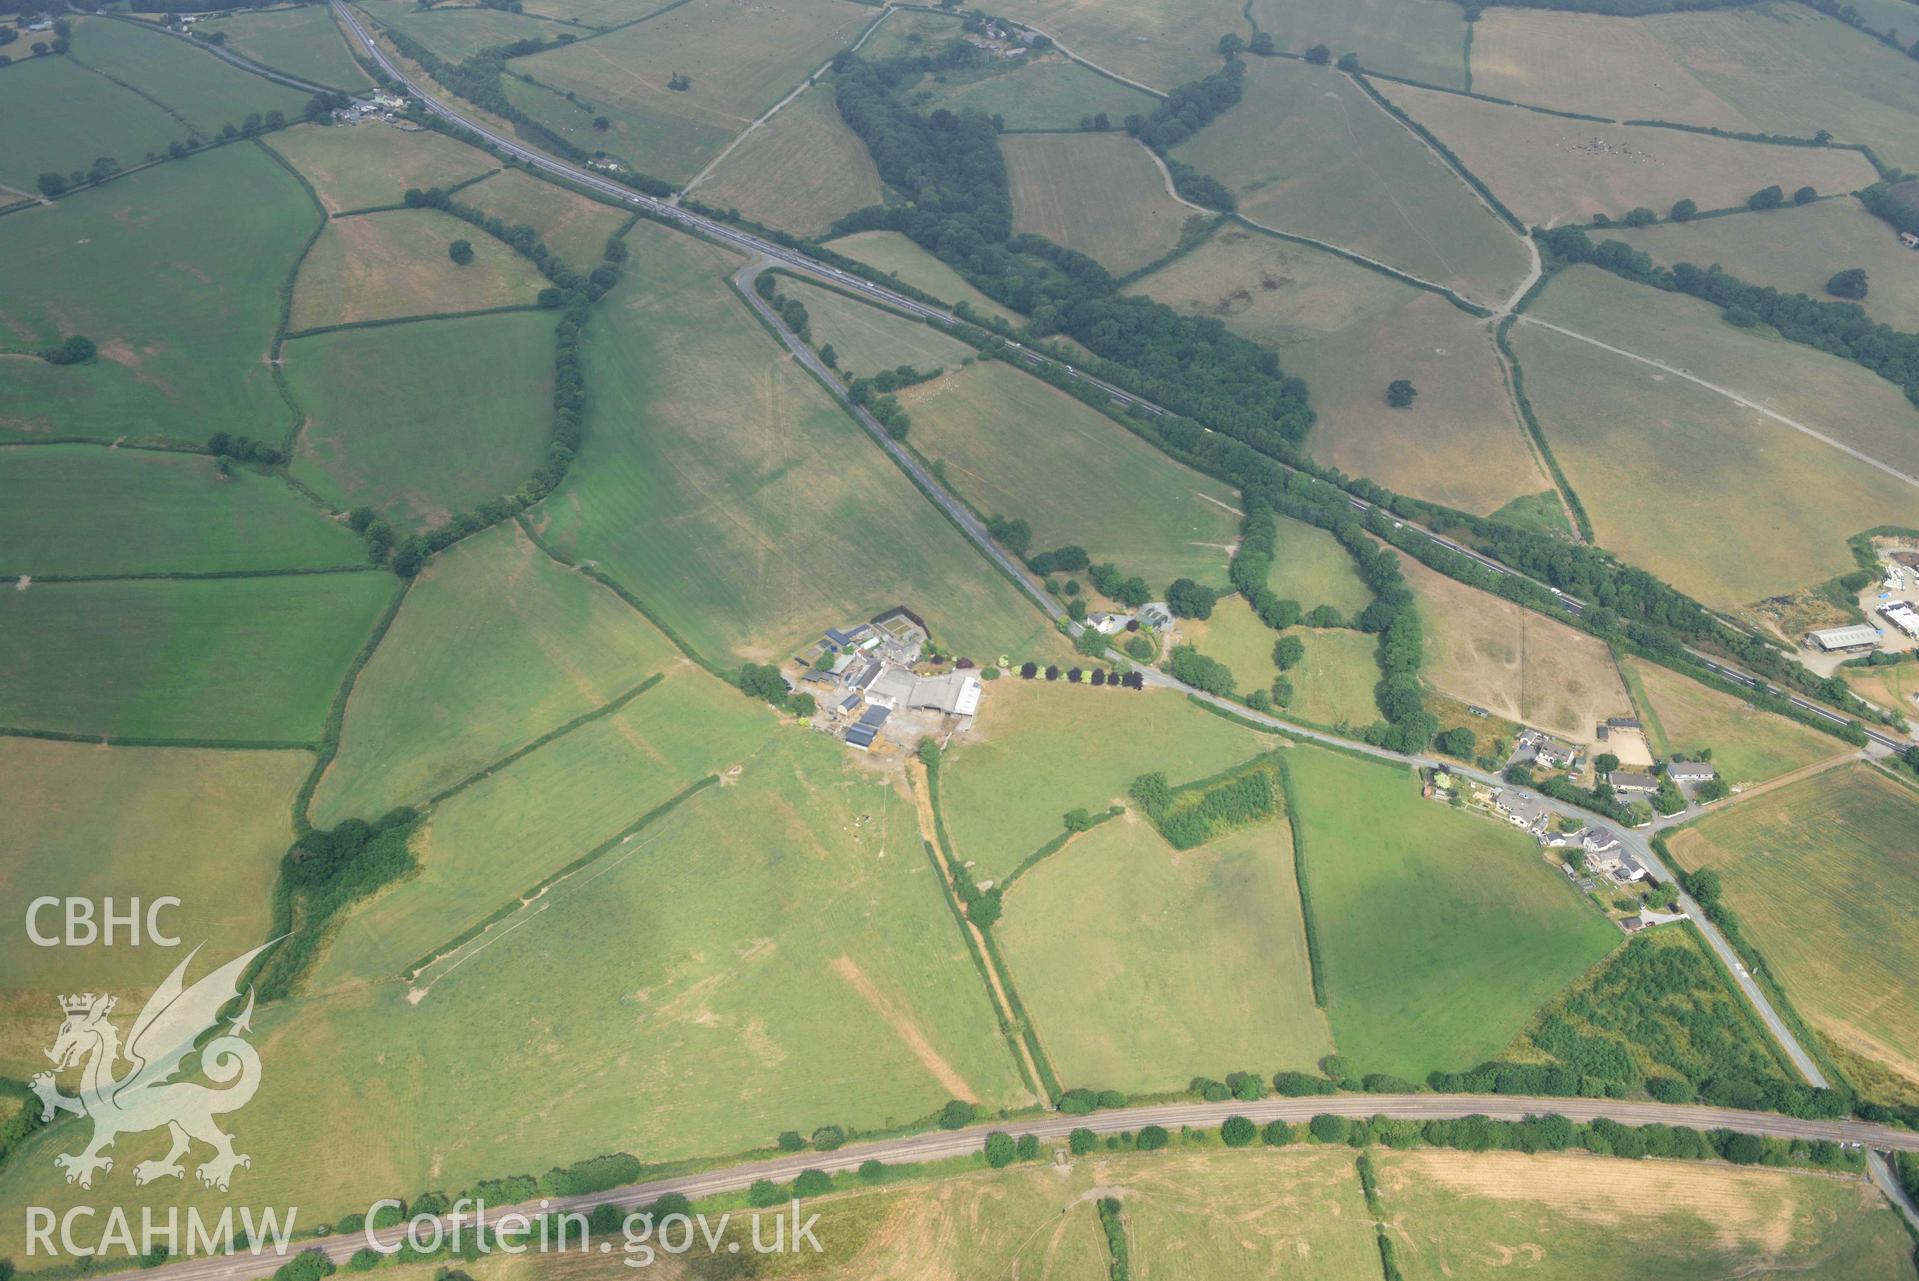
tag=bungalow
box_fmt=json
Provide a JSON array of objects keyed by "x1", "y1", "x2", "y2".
[
  {"x1": 1493, "y1": 789, "x2": 1547, "y2": 833},
  {"x1": 1607, "y1": 770, "x2": 1658, "y2": 795},
  {"x1": 1664, "y1": 760, "x2": 1717, "y2": 785}
]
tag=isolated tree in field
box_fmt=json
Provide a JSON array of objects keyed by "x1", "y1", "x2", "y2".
[
  {"x1": 1826, "y1": 267, "x2": 1868, "y2": 299},
  {"x1": 447, "y1": 239, "x2": 474, "y2": 265},
  {"x1": 1304, "y1": 43, "x2": 1331, "y2": 64},
  {"x1": 1386, "y1": 378, "x2": 1417, "y2": 409},
  {"x1": 1336, "y1": 52, "x2": 1360, "y2": 72},
  {"x1": 1272, "y1": 634, "x2": 1305, "y2": 670},
  {"x1": 818, "y1": 342, "x2": 838, "y2": 368},
  {"x1": 41, "y1": 334, "x2": 96, "y2": 365},
  {"x1": 1670, "y1": 197, "x2": 1697, "y2": 221},
  {"x1": 1250, "y1": 31, "x2": 1274, "y2": 54},
  {"x1": 1064, "y1": 807, "x2": 1094, "y2": 832},
  {"x1": 1217, "y1": 32, "x2": 1245, "y2": 55},
  {"x1": 1793, "y1": 184, "x2": 1817, "y2": 205},
  {"x1": 592, "y1": 115, "x2": 609, "y2": 131},
  {"x1": 667, "y1": 72, "x2": 691, "y2": 91},
  {"x1": 1747, "y1": 184, "x2": 1785, "y2": 211},
  {"x1": 36, "y1": 171, "x2": 67, "y2": 198}
]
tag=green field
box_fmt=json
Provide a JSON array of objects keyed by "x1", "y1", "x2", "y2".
[
  {"x1": 0, "y1": 729, "x2": 1033, "y2": 1244},
  {"x1": 0, "y1": 444, "x2": 366, "y2": 576},
  {"x1": 71, "y1": 16, "x2": 309, "y2": 135},
  {"x1": 0, "y1": 739, "x2": 309, "y2": 1075},
  {"x1": 1380, "y1": 1149, "x2": 1916, "y2": 1280},
  {"x1": 1253, "y1": 0, "x2": 1470, "y2": 89},
  {"x1": 0, "y1": 54, "x2": 185, "y2": 192},
  {"x1": 286, "y1": 310, "x2": 557, "y2": 531},
  {"x1": 1514, "y1": 270, "x2": 1919, "y2": 612},
  {"x1": 1375, "y1": 78, "x2": 1878, "y2": 229},
  {"x1": 1669, "y1": 764, "x2": 1919, "y2": 1104},
  {"x1": 0, "y1": 144, "x2": 318, "y2": 445},
  {"x1": 1286, "y1": 745, "x2": 1621, "y2": 1080},
  {"x1": 1002, "y1": 131, "x2": 1198, "y2": 275},
  {"x1": 1137, "y1": 227, "x2": 1550, "y2": 516},
  {"x1": 688, "y1": 83, "x2": 883, "y2": 238},
  {"x1": 1621, "y1": 656, "x2": 1843, "y2": 788},
  {"x1": 458, "y1": 167, "x2": 630, "y2": 270},
  {"x1": 530, "y1": 220, "x2": 1065, "y2": 668},
  {"x1": 1171, "y1": 59, "x2": 1527, "y2": 306},
  {"x1": 0, "y1": 572, "x2": 394, "y2": 741},
  {"x1": 901, "y1": 360, "x2": 1243, "y2": 591},
  {"x1": 941, "y1": 680, "x2": 1271, "y2": 884},
  {"x1": 310, "y1": 522, "x2": 677, "y2": 825},
  {"x1": 776, "y1": 278, "x2": 976, "y2": 377},
  {"x1": 1267, "y1": 518, "x2": 1374, "y2": 615},
  {"x1": 267, "y1": 121, "x2": 498, "y2": 213},
  {"x1": 315, "y1": 663, "x2": 776, "y2": 987},
  {"x1": 357, "y1": 0, "x2": 562, "y2": 62},
  {"x1": 824, "y1": 229, "x2": 1024, "y2": 325},
  {"x1": 507, "y1": 0, "x2": 871, "y2": 185},
  {"x1": 1183, "y1": 600, "x2": 1382, "y2": 727},
  {"x1": 1608, "y1": 199, "x2": 1919, "y2": 333},
  {"x1": 913, "y1": 54, "x2": 1159, "y2": 132},
  {"x1": 987, "y1": 0, "x2": 1249, "y2": 91},
  {"x1": 290, "y1": 208, "x2": 549, "y2": 329},
  {"x1": 857, "y1": 6, "x2": 967, "y2": 60},
  {"x1": 197, "y1": 4, "x2": 373, "y2": 91},
  {"x1": 999, "y1": 814, "x2": 1334, "y2": 1091}
]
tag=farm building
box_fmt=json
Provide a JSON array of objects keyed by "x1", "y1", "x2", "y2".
[
  {"x1": 1139, "y1": 602, "x2": 1174, "y2": 630},
  {"x1": 1880, "y1": 601, "x2": 1919, "y2": 639},
  {"x1": 844, "y1": 704, "x2": 891, "y2": 751},
  {"x1": 863, "y1": 667, "x2": 919, "y2": 711},
  {"x1": 1606, "y1": 770, "x2": 1658, "y2": 794},
  {"x1": 1808, "y1": 623, "x2": 1881, "y2": 652},
  {"x1": 1903, "y1": 232, "x2": 1919, "y2": 249},
  {"x1": 907, "y1": 671, "x2": 983, "y2": 717}
]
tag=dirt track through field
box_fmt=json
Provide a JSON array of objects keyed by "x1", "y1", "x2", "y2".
[{"x1": 831, "y1": 954, "x2": 979, "y2": 1103}]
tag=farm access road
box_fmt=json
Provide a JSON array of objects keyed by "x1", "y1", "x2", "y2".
[
  {"x1": 118, "y1": 1095, "x2": 1919, "y2": 1281},
  {"x1": 332, "y1": 0, "x2": 1909, "y2": 755}
]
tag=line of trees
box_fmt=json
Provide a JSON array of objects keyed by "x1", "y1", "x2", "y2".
[
  {"x1": 1120, "y1": 58, "x2": 1244, "y2": 211},
  {"x1": 1538, "y1": 224, "x2": 1919, "y2": 406}
]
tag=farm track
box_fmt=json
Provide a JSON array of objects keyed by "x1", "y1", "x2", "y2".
[{"x1": 1517, "y1": 315, "x2": 1919, "y2": 493}]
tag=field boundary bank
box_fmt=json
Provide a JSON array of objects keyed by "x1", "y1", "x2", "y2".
[
  {"x1": 282, "y1": 302, "x2": 548, "y2": 342},
  {"x1": 1350, "y1": 72, "x2": 1525, "y2": 235},
  {"x1": 422, "y1": 670, "x2": 667, "y2": 808},
  {"x1": 292, "y1": 576, "x2": 412, "y2": 833},
  {"x1": 331, "y1": 165, "x2": 501, "y2": 218},
  {"x1": 96, "y1": 9, "x2": 340, "y2": 97},
  {"x1": 3, "y1": 565, "x2": 379, "y2": 585},
  {"x1": 259, "y1": 136, "x2": 334, "y2": 457},
  {"x1": 1231, "y1": 214, "x2": 1491, "y2": 316},
  {"x1": 0, "y1": 726, "x2": 318, "y2": 752},
  {"x1": 998, "y1": 806, "x2": 1124, "y2": 895},
  {"x1": 916, "y1": 753, "x2": 1053, "y2": 1101},
  {"x1": 1494, "y1": 314, "x2": 1596, "y2": 541},
  {"x1": 1273, "y1": 754, "x2": 1327, "y2": 1007},
  {"x1": 515, "y1": 514, "x2": 735, "y2": 682},
  {"x1": 402, "y1": 773, "x2": 720, "y2": 986},
  {"x1": 193, "y1": 4, "x2": 380, "y2": 95}
]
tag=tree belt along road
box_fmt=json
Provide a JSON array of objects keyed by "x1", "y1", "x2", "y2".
[
  {"x1": 331, "y1": 0, "x2": 1905, "y2": 753},
  {"x1": 95, "y1": 1095, "x2": 1919, "y2": 1281}
]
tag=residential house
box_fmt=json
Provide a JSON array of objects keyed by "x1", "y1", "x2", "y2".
[
  {"x1": 1582, "y1": 826, "x2": 1621, "y2": 856},
  {"x1": 1088, "y1": 611, "x2": 1134, "y2": 636},
  {"x1": 1607, "y1": 770, "x2": 1658, "y2": 795},
  {"x1": 1493, "y1": 789, "x2": 1547, "y2": 833},
  {"x1": 1664, "y1": 760, "x2": 1717, "y2": 785}
]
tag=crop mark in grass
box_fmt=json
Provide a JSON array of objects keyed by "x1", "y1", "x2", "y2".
[{"x1": 832, "y1": 955, "x2": 980, "y2": 1103}]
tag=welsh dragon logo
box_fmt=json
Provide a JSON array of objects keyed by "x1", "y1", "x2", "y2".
[{"x1": 31, "y1": 941, "x2": 276, "y2": 1191}]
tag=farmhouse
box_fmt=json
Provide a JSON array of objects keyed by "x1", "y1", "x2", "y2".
[
  {"x1": 1088, "y1": 611, "x2": 1134, "y2": 636},
  {"x1": 1808, "y1": 623, "x2": 1881, "y2": 652},
  {"x1": 1664, "y1": 760, "x2": 1717, "y2": 785},
  {"x1": 1606, "y1": 770, "x2": 1658, "y2": 794},
  {"x1": 1880, "y1": 601, "x2": 1919, "y2": 640}
]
